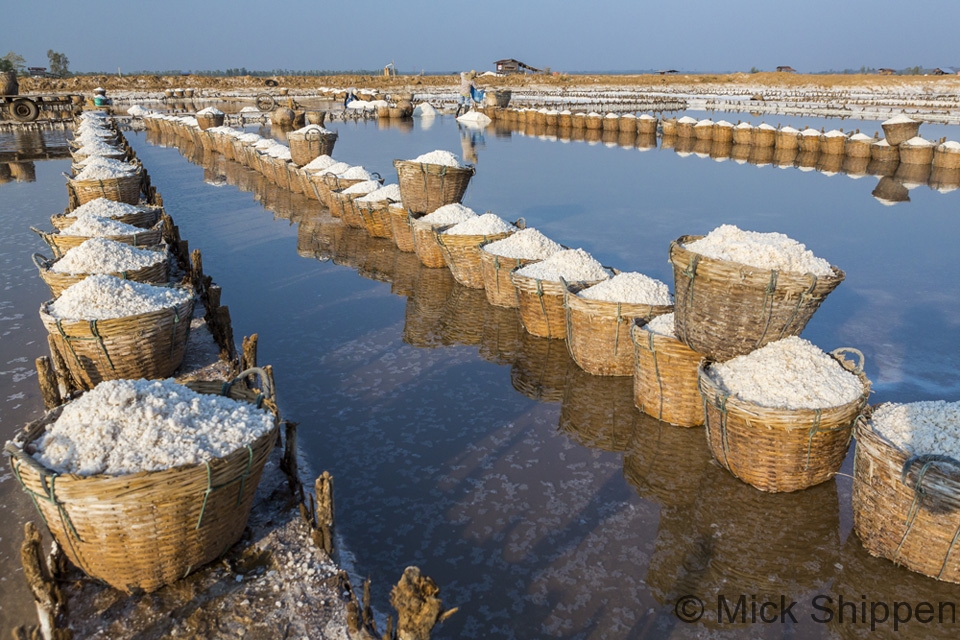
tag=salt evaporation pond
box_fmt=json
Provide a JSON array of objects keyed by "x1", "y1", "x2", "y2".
[{"x1": 2, "y1": 114, "x2": 960, "y2": 637}]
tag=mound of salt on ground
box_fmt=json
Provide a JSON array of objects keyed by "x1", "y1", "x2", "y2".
[
  {"x1": 413, "y1": 102, "x2": 438, "y2": 117},
  {"x1": 457, "y1": 111, "x2": 492, "y2": 126}
]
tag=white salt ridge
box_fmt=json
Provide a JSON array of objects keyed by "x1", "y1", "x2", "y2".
[
  {"x1": 716, "y1": 120, "x2": 733, "y2": 128},
  {"x1": 605, "y1": 113, "x2": 619, "y2": 119},
  {"x1": 339, "y1": 166, "x2": 374, "y2": 180},
  {"x1": 482, "y1": 228, "x2": 563, "y2": 260},
  {"x1": 443, "y1": 213, "x2": 514, "y2": 236},
  {"x1": 412, "y1": 150, "x2": 465, "y2": 168},
  {"x1": 292, "y1": 124, "x2": 335, "y2": 135},
  {"x1": 643, "y1": 312, "x2": 676, "y2": 339},
  {"x1": 196, "y1": 106, "x2": 224, "y2": 116},
  {"x1": 355, "y1": 183, "x2": 401, "y2": 203},
  {"x1": 780, "y1": 126, "x2": 799, "y2": 134},
  {"x1": 236, "y1": 133, "x2": 261, "y2": 144},
  {"x1": 800, "y1": 128, "x2": 821, "y2": 136},
  {"x1": 587, "y1": 112, "x2": 601, "y2": 118},
  {"x1": 902, "y1": 136, "x2": 933, "y2": 147},
  {"x1": 413, "y1": 102, "x2": 438, "y2": 117},
  {"x1": 639, "y1": 114, "x2": 656, "y2": 120},
  {"x1": 66, "y1": 198, "x2": 145, "y2": 219},
  {"x1": 685, "y1": 224, "x2": 834, "y2": 276},
  {"x1": 678, "y1": 116, "x2": 698, "y2": 124},
  {"x1": 419, "y1": 203, "x2": 477, "y2": 226},
  {"x1": 939, "y1": 141, "x2": 960, "y2": 151},
  {"x1": 579, "y1": 272, "x2": 672, "y2": 306},
  {"x1": 34, "y1": 378, "x2": 274, "y2": 476},
  {"x1": 74, "y1": 159, "x2": 138, "y2": 181},
  {"x1": 707, "y1": 336, "x2": 864, "y2": 410},
  {"x1": 60, "y1": 213, "x2": 144, "y2": 237},
  {"x1": 758, "y1": 123, "x2": 776, "y2": 130},
  {"x1": 317, "y1": 161, "x2": 351, "y2": 176},
  {"x1": 850, "y1": 133, "x2": 873, "y2": 141},
  {"x1": 824, "y1": 130, "x2": 845, "y2": 138},
  {"x1": 341, "y1": 180, "x2": 381, "y2": 195},
  {"x1": 50, "y1": 239, "x2": 165, "y2": 275},
  {"x1": 303, "y1": 155, "x2": 336, "y2": 171},
  {"x1": 514, "y1": 249, "x2": 609, "y2": 283},
  {"x1": 255, "y1": 139, "x2": 279, "y2": 151},
  {"x1": 871, "y1": 401, "x2": 960, "y2": 458},
  {"x1": 48, "y1": 275, "x2": 191, "y2": 321},
  {"x1": 883, "y1": 114, "x2": 916, "y2": 125},
  {"x1": 735, "y1": 122, "x2": 752, "y2": 129},
  {"x1": 695, "y1": 119, "x2": 714, "y2": 127}
]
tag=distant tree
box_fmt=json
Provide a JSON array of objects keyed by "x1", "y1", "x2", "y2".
[
  {"x1": 1, "y1": 51, "x2": 26, "y2": 74},
  {"x1": 47, "y1": 50, "x2": 70, "y2": 77},
  {"x1": 749, "y1": 66, "x2": 760, "y2": 74}
]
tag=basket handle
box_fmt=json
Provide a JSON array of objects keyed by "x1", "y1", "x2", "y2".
[
  {"x1": 33, "y1": 253, "x2": 55, "y2": 271},
  {"x1": 830, "y1": 347, "x2": 864, "y2": 374},
  {"x1": 900, "y1": 454, "x2": 960, "y2": 493},
  {"x1": 371, "y1": 171, "x2": 382, "y2": 182},
  {"x1": 513, "y1": 217, "x2": 526, "y2": 230},
  {"x1": 305, "y1": 128, "x2": 321, "y2": 141},
  {"x1": 4, "y1": 441, "x2": 52, "y2": 478},
  {"x1": 222, "y1": 367, "x2": 275, "y2": 404}
]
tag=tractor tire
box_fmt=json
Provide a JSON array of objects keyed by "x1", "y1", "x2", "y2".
[
  {"x1": 9, "y1": 98, "x2": 40, "y2": 123},
  {"x1": 255, "y1": 93, "x2": 275, "y2": 112}
]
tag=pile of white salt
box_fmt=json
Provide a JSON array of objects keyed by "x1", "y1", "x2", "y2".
[
  {"x1": 50, "y1": 239, "x2": 165, "y2": 275},
  {"x1": 684, "y1": 224, "x2": 834, "y2": 276},
  {"x1": 579, "y1": 272, "x2": 672, "y2": 306},
  {"x1": 47, "y1": 275, "x2": 192, "y2": 321},
  {"x1": 483, "y1": 228, "x2": 563, "y2": 260},
  {"x1": 514, "y1": 249, "x2": 609, "y2": 283}
]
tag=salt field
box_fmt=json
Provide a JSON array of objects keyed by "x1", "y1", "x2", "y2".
[{"x1": 3, "y1": 96, "x2": 960, "y2": 638}]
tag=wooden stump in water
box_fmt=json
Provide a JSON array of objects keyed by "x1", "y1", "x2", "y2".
[{"x1": 390, "y1": 567, "x2": 457, "y2": 640}]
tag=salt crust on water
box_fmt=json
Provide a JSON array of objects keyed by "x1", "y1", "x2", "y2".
[
  {"x1": 355, "y1": 183, "x2": 401, "y2": 203},
  {"x1": 302, "y1": 155, "x2": 337, "y2": 171},
  {"x1": 684, "y1": 224, "x2": 834, "y2": 276},
  {"x1": 643, "y1": 312, "x2": 676, "y2": 339},
  {"x1": 341, "y1": 180, "x2": 380, "y2": 196},
  {"x1": 48, "y1": 275, "x2": 192, "y2": 321},
  {"x1": 482, "y1": 228, "x2": 563, "y2": 260},
  {"x1": 74, "y1": 159, "x2": 138, "y2": 181},
  {"x1": 411, "y1": 150, "x2": 465, "y2": 168},
  {"x1": 514, "y1": 249, "x2": 609, "y2": 283},
  {"x1": 419, "y1": 203, "x2": 477, "y2": 226},
  {"x1": 883, "y1": 114, "x2": 916, "y2": 125},
  {"x1": 60, "y1": 213, "x2": 143, "y2": 237},
  {"x1": 871, "y1": 401, "x2": 960, "y2": 458},
  {"x1": 707, "y1": 336, "x2": 864, "y2": 410},
  {"x1": 66, "y1": 198, "x2": 145, "y2": 219},
  {"x1": 443, "y1": 213, "x2": 514, "y2": 236},
  {"x1": 339, "y1": 166, "x2": 374, "y2": 180},
  {"x1": 34, "y1": 378, "x2": 274, "y2": 476},
  {"x1": 579, "y1": 272, "x2": 672, "y2": 306},
  {"x1": 51, "y1": 239, "x2": 165, "y2": 275}
]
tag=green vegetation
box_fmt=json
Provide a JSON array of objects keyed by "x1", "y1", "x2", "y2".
[
  {"x1": 47, "y1": 50, "x2": 70, "y2": 77},
  {"x1": 1, "y1": 51, "x2": 26, "y2": 74}
]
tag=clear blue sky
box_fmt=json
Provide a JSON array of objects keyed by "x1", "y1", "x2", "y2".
[{"x1": 3, "y1": 0, "x2": 957, "y2": 74}]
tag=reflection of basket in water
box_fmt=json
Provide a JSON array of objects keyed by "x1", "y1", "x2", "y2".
[
  {"x1": 564, "y1": 280, "x2": 672, "y2": 376},
  {"x1": 40, "y1": 288, "x2": 194, "y2": 389},
  {"x1": 358, "y1": 237, "x2": 399, "y2": 284},
  {"x1": 479, "y1": 248, "x2": 539, "y2": 308},
  {"x1": 438, "y1": 284, "x2": 488, "y2": 347},
  {"x1": 34, "y1": 248, "x2": 169, "y2": 299},
  {"x1": 438, "y1": 227, "x2": 517, "y2": 289},
  {"x1": 510, "y1": 330, "x2": 574, "y2": 403},
  {"x1": 5, "y1": 369, "x2": 278, "y2": 593},
  {"x1": 622, "y1": 415, "x2": 713, "y2": 508},
  {"x1": 331, "y1": 226, "x2": 371, "y2": 271},
  {"x1": 512, "y1": 272, "x2": 608, "y2": 340},
  {"x1": 478, "y1": 305, "x2": 523, "y2": 366},
  {"x1": 390, "y1": 250, "x2": 422, "y2": 297},
  {"x1": 853, "y1": 409, "x2": 960, "y2": 585},
  {"x1": 393, "y1": 159, "x2": 475, "y2": 215},
  {"x1": 630, "y1": 320, "x2": 704, "y2": 427},
  {"x1": 559, "y1": 367, "x2": 637, "y2": 452},
  {"x1": 699, "y1": 349, "x2": 870, "y2": 493},
  {"x1": 669, "y1": 235, "x2": 845, "y2": 361},
  {"x1": 402, "y1": 267, "x2": 456, "y2": 348}
]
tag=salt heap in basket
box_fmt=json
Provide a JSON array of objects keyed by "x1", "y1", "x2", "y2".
[
  {"x1": 394, "y1": 149, "x2": 475, "y2": 214},
  {"x1": 479, "y1": 228, "x2": 563, "y2": 308},
  {"x1": 438, "y1": 212, "x2": 517, "y2": 288}
]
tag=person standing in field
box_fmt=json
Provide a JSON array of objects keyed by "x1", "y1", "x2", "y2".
[{"x1": 457, "y1": 70, "x2": 477, "y2": 116}]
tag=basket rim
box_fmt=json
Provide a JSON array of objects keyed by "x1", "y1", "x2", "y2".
[
  {"x1": 564, "y1": 280, "x2": 674, "y2": 317},
  {"x1": 393, "y1": 158, "x2": 477, "y2": 176},
  {"x1": 629, "y1": 318, "x2": 691, "y2": 351},
  {"x1": 39, "y1": 285, "x2": 194, "y2": 324},
  {"x1": 34, "y1": 244, "x2": 168, "y2": 276}
]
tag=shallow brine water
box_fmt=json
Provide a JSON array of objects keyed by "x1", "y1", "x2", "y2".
[{"x1": 2, "y1": 113, "x2": 960, "y2": 638}]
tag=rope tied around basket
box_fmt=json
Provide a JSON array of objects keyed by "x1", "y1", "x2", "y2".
[
  {"x1": 677, "y1": 251, "x2": 700, "y2": 343},
  {"x1": 647, "y1": 329, "x2": 665, "y2": 420},
  {"x1": 196, "y1": 444, "x2": 256, "y2": 530},
  {"x1": 755, "y1": 269, "x2": 780, "y2": 347},
  {"x1": 54, "y1": 318, "x2": 116, "y2": 374},
  {"x1": 778, "y1": 273, "x2": 820, "y2": 341},
  {"x1": 715, "y1": 391, "x2": 738, "y2": 478},
  {"x1": 896, "y1": 454, "x2": 960, "y2": 578},
  {"x1": 5, "y1": 441, "x2": 83, "y2": 544}
]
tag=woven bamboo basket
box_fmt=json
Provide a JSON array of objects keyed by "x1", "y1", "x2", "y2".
[
  {"x1": 559, "y1": 368, "x2": 637, "y2": 452},
  {"x1": 256, "y1": 152, "x2": 278, "y2": 184},
  {"x1": 852, "y1": 407, "x2": 960, "y2": 584},
  {"x1": 545, "y1": 111, "x2": 559, "y2": 127},
  {"x1": 33, "y1": 248, "x2": 169, "y2": 299},
  {"x1": 871, "y1": 141, "x2": 900, "y2": 162},
  {"x1": 4, "y1": 368, "x2": 278, "y2": 593},
  {"x1": 899, "y1": 141, "x2": 935, "y2": 165},
  {"x1": 752, "y1": 126, "x2": 776, "y2": 147},
  {"x1": 637, "y1": 116, "x2": 658, "y2": 135},
  {"x1": 730, "y1": 125, "x2": 752, "y2": 145},
  {"x1": 775, "y1": 129, "x2": 800, "y2": 150},
  {"x1": 512, "y1": 271, "x2": 608, "y2": 339},
  {"x1": 328, "y1": 190, "x2": 367, "y2": 229},
  {"x1": 40, "y1": 288, "x2": 195, "y2": 389},
  {"x1": 934, "y1": 144, "x2": 960, "y2": 169},
  {"x1": 293, "y1": 167, "x2": 317, "y2": 199},
  {"x1": 676, "y1": 120, "x2": 696, "y2": 138},
  {"x1": 845, "y1": 137, "x2": 874, "y2": 158},
  {"x1": 601, "y1": 115, "x2": 620, "y2": 131},
  {"x1": 630, "y1": 321, "x2": 704, "y2": 427},
  {"x1": 478, "y1": 305, "x2": 523, "y2": 365},
  {"x1": 402, "y1": 267, "x2": 456, "y2": 348},
  {"x1": 388, "y1": 205, "x2": 419, "y2": 252},
  {"x1": 388, "y1": 107, "x2": 404, "y2": 119},
  {"x1": 437, "y1": 284, "x2": 488, "y2": 347},
  {"x1": 376, "y1": 105, "x2": 390, "y2": 118},
  {"x1": 509, "y1": 330, "x2": 574, "y2": 403},
  {"x1": 66, "y1": 170, "x2": 142, "y2": 206},
  {"x1": 563, "y1": 281, "x2": 672, "y2": 377},
  {"x1": 285, "y1": 163, "x2": 305, "y2": 195},
  {"x1": 882, "y1": 120, "x2": 921, "y2": 146},
  {"x1": 585, "y1": 114, "x2": 603, "y2": 130},
  {"x1": 699, "y1": 348, "x2": 870, "y2": 493},
  {"x1": 533, "y1": 110, "x2": 547, "y2": 126},
  {"x1": 287, "y1": 129, "x2": 337, "y2": 167},
  {"x1": 411, "y1": 218, "x2": 453, "y2": 269},
  {"x1": 712, "y1": 123, "x2": 733, "y2": 143},
  {"x1": 437, "y1": 226, "x2": 517, "y2": 289},
  {"x1": 571, "y1": 113, "x2": 587, "y2": 129},
  {"x1": 356, "y1": 199, "x2": 396, "y2": 239},
  {"x1": 622, "y1": 414, "x2": 713, "y2": 508},
  {"x1": 272, "y1": 158, "x2": 293, "y2": 191},
  {"x1": 196, "y1": 113, "x2": 225, "y2": 130},
  {"x1": 50, "y1": 205, "x2": 160, "y2": 231},
  {"x1": 558, "y1": 112, "x2": 573, "y2": 128},
  {"x1": 33, "y1": 219, "x2": 164, "y2": 259},
  {"x1": 669, "y1": 235, "x2": 845, "y2": 361},
  {"x1": 693, "y1": 121, "x2": 714, "y2": 140},
  {"x1": 393, "y1": 160, "x2": 475, "y2": 215},
  {"x1": 821, "y1": 133, "x2": 846, "y2": 155},
  {"x1": 798, "y1": 130, "x2": 823, "y2": 152},
  {"x1": 479, "y1": 249, "x2": 540, "y2": 308}
]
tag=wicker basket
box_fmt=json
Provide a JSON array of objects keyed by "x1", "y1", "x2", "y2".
[
  {"x1": 558, "y1": 112, "x2": 573, "y2": 128},
  {"x1": 676, "y1": 120, "x2": 696, "y2": 138},
  {"x1": 512, "y1": 271, "x2": 608, "y2": 339},
  {"x1": 402, "y1": 267, "x2": 456, "y2": 348},
  {"x1": 729, "y1": 125, "x2": 751, "y2": 145},
  {"x1": 752, "y1": 126, "x2": 776, "y2": 147},
  {"x1": 478, "y1": 249, "x2": 540, "y2": 309},
  {"x1": 67, "y1": 169, "x2": 143, "y2": 206},
  {"x1": 899, "y1": 141, "x2": 935, "y2": 165},
  {"x1": 845, "y1": 137, "x2": 874, "y2": 158},
  {"x1": 571, "y1": 113, "x2": 587, "y2": 129},
  {"x1": 585, "y1": 114, "x2": 603, "y2": 130},
  {"x1": 694, "y1": 121, "x2": 714, "y2": 140},
  {"x1": 563, "y1": 281, "x2": 672, "y2": 377},
  {"x1": 33, "y1": 249, "x2": 169, "y2": 299},
  {"x1": 871, "y1": 141, "x2": 900, "y2": 162},
  {"x1": 510, "y1": 330, "x2": 574, "y2": 403},
  {"x1": 411, "y1": 218, "x2": 452, "y2": 269},
  {"x1": 4, "y1": 369, "x2": 278, "y2": 593},
  {"x1": 798, "y1": 130, "x2": 823, "y2": 152},
  {"x1": 389, "y1": 205, "x2": 419, "y2": 252},
  {"x1": 934, "y1": 144, "x2": 960, "y2": 169},
  {"x1": 328, "y1": 189, "x2": 367, "y2": 229},
  {"x1": 821, "y1": 133, "x2": 846, "y2": 155},
  {"x1": 853, "y1": 407, "x2": 960, "y2": 584},
  {"x1": 637, "y1": 116, "x2": 658, "y2": 135},
  {"x1": 699, "y1": 348, "x2": 870, "y2": 493},
  {"x1": 393, "y1": 159, "x2": 475, "y2": 215},
  {"x1": 775, "y1": 129, "x2": 800, "y2": 150},
  {"x1": 630, "y1": 320, "x2": 704, "y2": 427},
  {"x1": 196, "y1": 113, "x2": 225, "y2": 130},
  {"x1": 356, "y1": 199, "x2": 396, "y2": 239},
  {"x1": 882, "y1": 119, "x2": 921, "y2": 146},
  {"x1": 478, "y1": 305, "x2": 523, "y2": 366},
  {"x1": 601, "y1": 115, "x2": 620, "y2": 132},
  {"x1": 50, "y1": 205, "x2": 161, "y2": 231},
  {"x1": 40, "y1": 287, "x2": 194, "y2": 389},
  {"x1": 559, "y1": 368, "x2": 637, "y2": 452},
  {"x1": 33, "y1": 219, "x2": 165, "y2": 259},
  {"x1": 287, "y1": 128, "x2": 337, "y2": 167},
  {"x1": 437, "y1": 226, "x2": 517, "y2": 289},
  {"x1": 669, "y1": 235, "x2": 845, "y2": 361}
]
